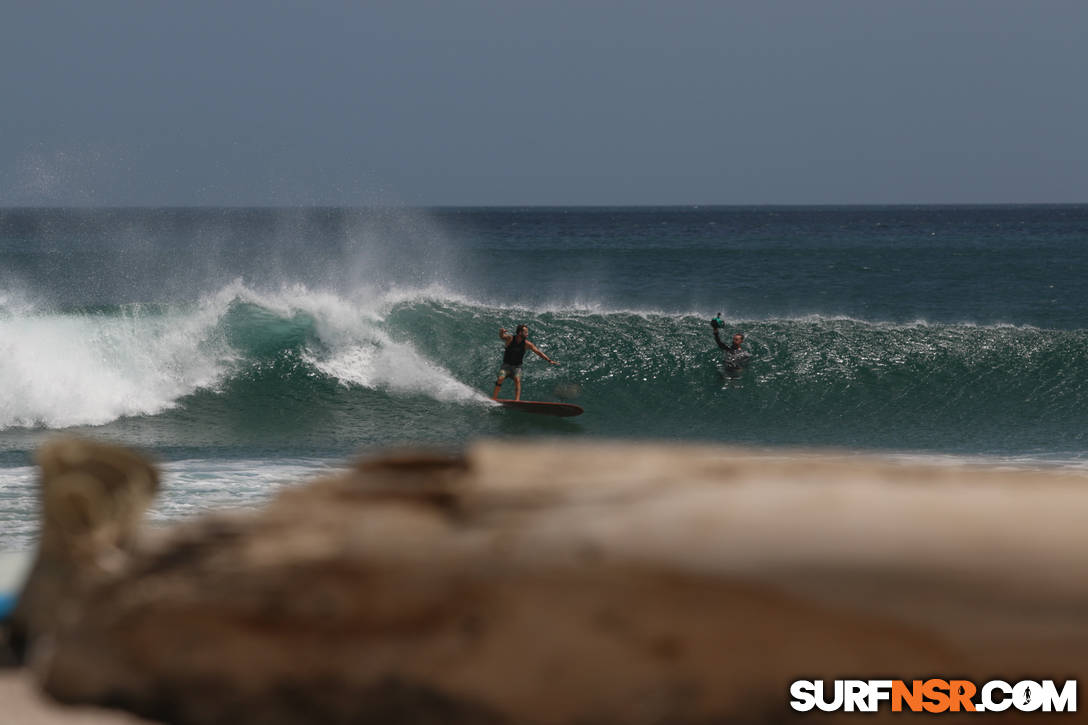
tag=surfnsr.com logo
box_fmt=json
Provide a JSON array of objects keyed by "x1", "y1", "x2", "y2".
[{"x1": 790, "y1": 679, "x2": 1077, "y2": 713}]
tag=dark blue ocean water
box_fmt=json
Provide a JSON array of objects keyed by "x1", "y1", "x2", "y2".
[{"x1": 1, "y1": 205, "x2": 1086, "y2": 548}]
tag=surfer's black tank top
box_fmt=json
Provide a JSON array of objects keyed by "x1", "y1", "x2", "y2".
[{"x1": 503, "y1": 336, "x2": 527, "y2": 365}]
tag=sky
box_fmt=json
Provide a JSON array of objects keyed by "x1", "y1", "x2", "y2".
[{"x1": 1, "y1": 1, "x2": 1086, "y2": 206}]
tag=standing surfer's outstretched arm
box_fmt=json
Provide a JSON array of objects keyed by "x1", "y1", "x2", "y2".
[
  {"x1": 499, "y1": 327, "x2": 513, "y2": 343},
  {"x1": 528, "y1": 342, "x2": 559, "y2": 365}
]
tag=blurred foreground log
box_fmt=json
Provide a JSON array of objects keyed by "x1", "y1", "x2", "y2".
[{"x1": 7, "y1": 438, "x2": 1088, "y2": 724}]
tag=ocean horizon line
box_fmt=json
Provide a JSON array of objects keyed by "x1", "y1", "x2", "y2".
[{"x1": 3, "y1": 201, "x2": 1087, "y2": 212}]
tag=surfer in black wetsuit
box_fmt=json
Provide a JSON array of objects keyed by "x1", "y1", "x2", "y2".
[
  {"x1": 712, "y1": 323, "x2": 751, "y2": 377},
  {"x1": 492, "y1": 324, "x2": 559, "y2": 401}
]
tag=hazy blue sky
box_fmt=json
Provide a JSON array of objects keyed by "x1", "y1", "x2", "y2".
[{"x1": 2, "y1": 1, "x2": 1085, "y2": 206}]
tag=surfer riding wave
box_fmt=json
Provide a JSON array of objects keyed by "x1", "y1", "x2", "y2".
[{"x1": 491, "y1": 324, "x2": 559, "y2": 401}]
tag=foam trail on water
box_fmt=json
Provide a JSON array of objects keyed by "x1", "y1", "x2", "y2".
[
  {"x1": 241, "y1": 283, "x2": 486, "y2": 403},
  {"x1": 309, "y1": 344, "x2": 484, "y2": 402},
  {"x1": 0, "y1": 465, "x2": 38, "y2": 552},
  {"x1": 152, "y1": 458, "x2": 346, "y2": 521}
]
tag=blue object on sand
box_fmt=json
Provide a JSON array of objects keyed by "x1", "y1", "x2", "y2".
[{"x1": 0, "y1": 592, "x2": 16, "y2": 620}]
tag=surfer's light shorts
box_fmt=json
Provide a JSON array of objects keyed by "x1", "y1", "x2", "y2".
[{"x1": 498, "y1": 363, "x2": 523, "y2": 380}]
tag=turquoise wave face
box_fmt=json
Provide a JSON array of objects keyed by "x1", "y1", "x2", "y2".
[
  {"x1": 5, "y1": 291, "x2": 1083, "y2": 464},
  {"x1": 397, "y1": 302, "x2": 1088, "y2": 456}
]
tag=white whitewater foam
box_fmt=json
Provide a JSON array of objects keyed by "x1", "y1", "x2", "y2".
[
  {"x1": 0, "y1": 465, "x2": 39, "y2": 553},
  {"x1": 0, "y1": 458, "x2": 349, "y2": 553},
  {"x1": 151, "y1": 458, "x2": 346, "y2": 522},
  {"x1": 0, "y1": 280, "x2": 496, "y2": 431},
  {"x1": 222, "y1": 282, "x2": 487, "y2": 403},
  {"x1": 0, "y1": 302, "x2": 233, "y2": 429}
]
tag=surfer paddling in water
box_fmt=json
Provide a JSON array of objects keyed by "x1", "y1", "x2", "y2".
[
  {"x1": 711, "y1": 315, "x2": 750, "y2": 377},
  {"x1": 492, "y1": 324, "x2": 559, "y2": 400}
]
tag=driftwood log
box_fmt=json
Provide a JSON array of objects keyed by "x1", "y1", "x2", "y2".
[{"x1": 6, "y1": 437, "x2": 1088, "y2": 724}]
